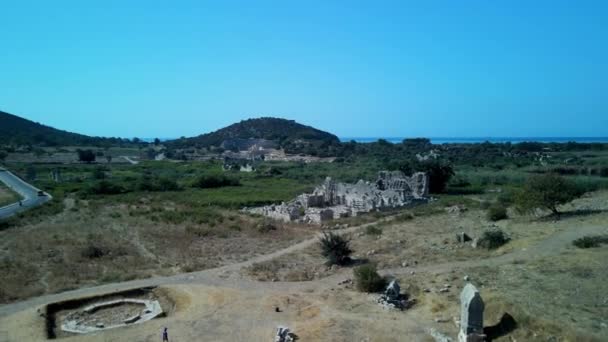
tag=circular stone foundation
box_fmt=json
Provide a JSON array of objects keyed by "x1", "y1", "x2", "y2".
[{"x1": 61, "y1": 299, "x2": 163, "y2": 334}]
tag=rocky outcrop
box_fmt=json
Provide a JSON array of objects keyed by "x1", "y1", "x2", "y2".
[{"x1": 247, "y1": 171, "x2": 429, "y2": 224}]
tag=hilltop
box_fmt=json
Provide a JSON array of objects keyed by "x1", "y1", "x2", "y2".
[
  {"x1": 167, "y1": 117, "x2": 340, "y2": 154},
  {"x1": 0, "y1": 110, "x2": 130, "y2": 147}
]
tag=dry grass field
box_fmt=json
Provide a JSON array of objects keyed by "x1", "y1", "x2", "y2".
[
  {"x1": 0, "y1": 182, "x2": 19, "y2": 207},
  {"x1": 0, "y1": 196, "x2": 316, "y2": 304}
]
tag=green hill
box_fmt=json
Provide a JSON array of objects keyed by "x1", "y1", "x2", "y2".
[
  {"x1": 168, "y1": 117, "x2": 340, "y2": 154},
  {"x1": 0, "y1": 110, "x2": 128, "y2": 147}
]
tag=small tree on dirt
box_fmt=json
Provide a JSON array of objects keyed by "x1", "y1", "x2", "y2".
[
  {"x1": 515, "y1": 173, "x2": 584, "y2": 217},
  {"x1": 353, "y1": 264, "x2": 387, "y2": 293},
  {"x1": 319, "y1": 232, "x2": 352, "y2": 266}
]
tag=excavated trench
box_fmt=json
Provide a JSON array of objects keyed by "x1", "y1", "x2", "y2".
[{"x1": 44, "y1": 287, "x2": 174, "y2": 339}]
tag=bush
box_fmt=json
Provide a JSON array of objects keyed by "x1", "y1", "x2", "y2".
[
  {"x1": 257, "y1": 220, "x2": 278, "y2": 233},
  {"x1": 478, "y1": 229, "x2": 510, "y2": 249},
  {"x1": 87, "y1": 180, "x2": 125, "y2": 195},
  {"x1": 77, "y1": 149, "x2": 96, "y2": 163},
  {"x1": 353, "y1": 264, "x2": 387, "y2": 293},
  {"x1": 365, "y1": 225, "x2": 382, "y2": 235},
  {"x1": 319, "y1": 232, "x2": 352, "y2": 266},
  {"x1": 193, "y1": 174, "x2": 240, "y2": 189},
  {"x1": 136, "y1": 176, "x2": 180, "y2": 192},
  {"x1": 600, "y1": 167, "x2": 608, "y2": 178},
  {"x1": 81, "y1": 244, "x2": 107, "y2": 259},
  {"x1": 487, "y1": 204, "x2": 508, "y2": 221},
  {"x1": 515, "y1": 173, "x2": 584, "y2": 216},
  {"x1": 573, "y1": 235, "x2": 608, "y2": 248}
]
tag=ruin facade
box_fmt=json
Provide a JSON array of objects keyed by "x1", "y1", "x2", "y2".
[{"x1": 247, "y1": 171, "x2": 429, "y2": 224}]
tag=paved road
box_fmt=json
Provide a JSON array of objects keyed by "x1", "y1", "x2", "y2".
[
  {"x1": 0, "y1": 168, "x2": 52, "y2": 220},
  {"x1": 121, "y1": 156, "x2": 139, "y2": 165}
]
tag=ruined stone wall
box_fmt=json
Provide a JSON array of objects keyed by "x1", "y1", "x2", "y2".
[{"x1": 246, "y1": 171, "x2": 430, "y2": 224}]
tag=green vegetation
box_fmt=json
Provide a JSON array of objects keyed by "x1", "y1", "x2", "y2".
[
  {"x1": 319, "y1": 232, "x2": 352, "y2": 266},
  {"x1": 353, "y1": 264, "x2": 387, "y2": 293},
  {"x1": 487, "y1": 203, "x2": 508, "y2": 221},
  {"x1": 572, "y1": 235, "x2": 608, "y2": 248},
  {"x1": 478, "y1": 229, "x2": 510, "y2": 249},
  {"x1": 167, "y1": 117, "x2": 341, "y2": 156},
  {"x1": 77, "y1": 149, "x2": 96, "y2": 163},
  {"x1": 0, "y1": 110, "x2": 139, "y2": 147},
  {"x1": 193, "y1": 173, "x2": 241, "y2": 189},
  {"x1": 515, "y1": 174, "x2": 584, "y2": 216},
  {"x1": 365, "y1": 225, "x2": 382, "y2": 235}
]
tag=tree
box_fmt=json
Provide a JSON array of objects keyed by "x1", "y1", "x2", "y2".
[
  {"x1": 77, "y1": 149, "x2": 96, "y2": 163},
  {"x1": 515, "y1": 173, "x2": 584, "y2": 216},
  {"x1": 398, "y1": 159, "x2": 454, "y2": 194},
  {"x1": 318, "y1": 232, "x2": 352, "y2": 266},
  {"x1": 154, "y1": 138, "x2": 161, "y2": 146}
]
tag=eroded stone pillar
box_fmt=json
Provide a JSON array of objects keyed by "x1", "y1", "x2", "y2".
[{"x1": 459, "y1": 283, "x2": 485, "y2": 342}]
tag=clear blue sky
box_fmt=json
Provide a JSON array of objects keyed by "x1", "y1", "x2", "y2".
[{"x1": 1, "y1": 0, "x2": 607, "y2": 138}]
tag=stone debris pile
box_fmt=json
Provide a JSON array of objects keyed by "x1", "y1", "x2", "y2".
[
  {"x1": 247, "y1": 171, "x2": 429, "y2": 224},
  {"x1": 274, "y1": 326, "x2": 296, "y2": 342},
  {"x1": 376, "y1": 280, "x2": 415, "y2": 310}
]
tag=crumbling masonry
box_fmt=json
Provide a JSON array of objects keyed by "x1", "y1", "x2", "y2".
[{"x1": 247, "y1": 171, "x2": 429, "y2": 224}]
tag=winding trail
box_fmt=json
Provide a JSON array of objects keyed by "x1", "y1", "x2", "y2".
[
  {"x1": 0, "y1": 217, "x2": 605, "y2": 318},
  {"x1": 0, "y1": 168, "x2": 52, "y2": 220}
]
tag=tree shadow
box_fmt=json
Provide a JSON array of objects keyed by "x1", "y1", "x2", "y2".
[
  {"x1": 483, "y1": 313, "x2": 517, "y2": 341},
  {"x1": 343, "y1": 257, "x2": 370, "y2": 267},
  {"x1": 536, "y1": 208, "x2": 608, "y2": 222}
]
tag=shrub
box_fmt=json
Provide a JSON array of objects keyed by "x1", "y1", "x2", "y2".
[
  {"x1": 193, "y1": 174, "x2": 240, "y2": 189},
  {"x1": 600, "y1": 167, "x2": 608, "y2": 178},
  {"x1": 487, "y1": 204, "x2": 508, "y2": 221},
  {"x1": 353, "y1": 264, "x2": 387, "y2": 293},
  {"x1": 395, "y1": 212, "x2": 414, "y2": 222},
  {"x1": 515, "y1": 173, "x2": 584, "y2": 216},
  {"x1": 319, "y1": 232, "x2": 352, "y2": 266},
  {"x1": 81, "y1": 244, "x2": 107, "y2": 259},
  {"x1": 572, "y1": 235, "x2": 608, "y2": 248},
  {"x1": 365, "y1": 225, "x2": 382, "y2": 235},
  {"x1": 257, "y1": 220, "x2": 278, "y2": 233},
  {"x1": 87, "y1": 180, "x2": 125, "y2": 195},
  {"x1": 478, "y1": 229, "x2": 510, "y2": 249},
  {"x1": 77, "y1": 149, "x2": 96, "y2": 163}
]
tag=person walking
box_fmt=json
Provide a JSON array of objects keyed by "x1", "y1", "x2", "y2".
[{"x1": 162, "y1": 327, "x2": 169, "y2": 342}]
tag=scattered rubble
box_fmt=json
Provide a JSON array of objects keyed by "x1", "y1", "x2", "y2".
[
  {"x1": 376, "y1": 280, "x2": 415, "y2": 310},
  {"x1": 275, "y1": 326, "x2": 296, "y2": 342}
]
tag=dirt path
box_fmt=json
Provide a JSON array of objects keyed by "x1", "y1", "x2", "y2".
[{"x1": 0, "y1": 219, "x2": 605, "y2": 319}]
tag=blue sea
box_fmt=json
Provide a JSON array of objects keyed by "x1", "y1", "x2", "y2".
[{"x1": 340, "y1": 137, "x2": 608, "y2": 144}]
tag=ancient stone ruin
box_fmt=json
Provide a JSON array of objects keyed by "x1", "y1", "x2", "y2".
[
  {"x1": 60, "y1": 299, "x2": 163, "y2": 334},
  {"x1": 459, "y1": 283, "x2": 485, "y2": 342},
  {"x1": 247, "y1": 171, "x2": 429, "y2": 224}
]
